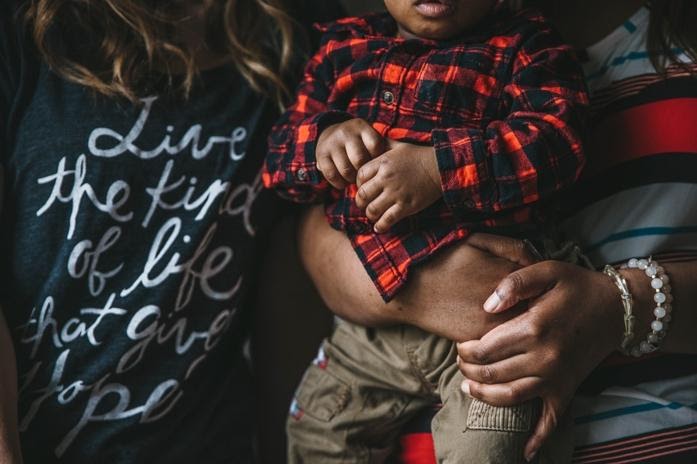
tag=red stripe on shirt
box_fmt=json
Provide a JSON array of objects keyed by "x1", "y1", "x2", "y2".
[{"x1": 587, "y1": 98, "x2": 697, "y2": 175}]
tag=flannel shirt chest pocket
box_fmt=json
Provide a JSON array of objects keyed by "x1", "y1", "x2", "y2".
[{"x1": 413, "y1": 45, "x2": 502, "y2": 127}]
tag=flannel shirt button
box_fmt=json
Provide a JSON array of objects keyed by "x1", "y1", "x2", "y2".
[
  {"x1": 382, "y1": 90, "x2": 395, "y2": 105},
  {"x1": 296, "y1": 167, "x2": 309, "y2": 182}
]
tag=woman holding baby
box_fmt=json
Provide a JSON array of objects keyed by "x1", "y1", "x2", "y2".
[
  {"x1": 0, "y1": 1, "x2": 695, "y2": 463},
  {"x1": 298, "y1": 0, "x2": 697, "y2": 462}
]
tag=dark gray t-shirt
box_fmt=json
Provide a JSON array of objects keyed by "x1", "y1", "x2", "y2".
[{"x1": 0, "y1": 2, "x2": 340, "y2": 462}]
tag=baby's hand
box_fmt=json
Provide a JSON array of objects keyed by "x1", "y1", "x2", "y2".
[
  {"x1": 355, "y1": 139, "x2": 442, "y2": 233},
  {"x1": 316, "y1": 118, "x2": 385, "y2": 189}
]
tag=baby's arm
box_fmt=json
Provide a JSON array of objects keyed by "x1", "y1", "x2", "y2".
[
  {"x1": 353, "y1": 22, "x2": 588, "y2": 233},
  {"x1": 429, "y1": 23, "x2": 588, "y2": 217},
  {"x1": 263, "y1": 42, "x2": 364, "y2": 202}
]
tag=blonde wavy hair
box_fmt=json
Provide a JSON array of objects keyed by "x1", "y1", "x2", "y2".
[{"x1": 24, "y1": 0, "x2": 302, "y2": 107}]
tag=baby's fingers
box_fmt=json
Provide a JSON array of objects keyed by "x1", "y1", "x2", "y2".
[
  {"x1": 374, "y1": 203, "x2": 404, "y2": 233},
  {"x1": 364, "y1": 192, "x2": 392, "y2": 223},
  {"x1": 356, "y1": 178, "x2": 382, "y2": 210},
  {"x1": 356, "y1": 158, "x2": 380, "y2": 188},
  {"x1": 360, "y1": 127, "x2": 385, "y2": 158},
  {"x1": 332, "y1": 150, "x2": 357, "y2": 184},
  {"x1": 345, "y1": 138, "x2": 372, "y2": 172},
  {"x1": 317, "y1": 156, "x2": 348, "y2": 189}
]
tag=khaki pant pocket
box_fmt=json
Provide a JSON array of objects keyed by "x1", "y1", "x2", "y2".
[{"x1": 294, "y1": 363, "x2": 352, "y2": 423}]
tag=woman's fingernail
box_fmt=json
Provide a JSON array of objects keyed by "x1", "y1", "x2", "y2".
[
  {"x1": 460, "y1": 380, "x2": 470, "y2": 395},
  {"x1": 483, "y1": 291, "x2": 501, "y2": 313},
  {"x1": 525, "y1": 450, "x2": 537, "y2": 462}
]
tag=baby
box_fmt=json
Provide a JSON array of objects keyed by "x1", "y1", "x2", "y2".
[{"x1": 264, "y1": 0, "x2": 588, "y2": 462}]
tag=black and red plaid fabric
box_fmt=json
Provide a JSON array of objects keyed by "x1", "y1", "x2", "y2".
[{"x1": 263, "y1": 8, "x2": 588, "y2": 301}]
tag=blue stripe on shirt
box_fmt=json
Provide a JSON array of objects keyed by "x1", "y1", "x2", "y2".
[
  {"x1": 623, "y1": 20, "x2": 638, "y2": 33},
  {"x1": 586, "y1": 226, "x2": 697, "y2": 253},
  {"x1": 575, "y1": 401, "x2": 697, "y2": 425},
  {"x1": 586, "y1": 48, "x2": 685, "y2": 82}
]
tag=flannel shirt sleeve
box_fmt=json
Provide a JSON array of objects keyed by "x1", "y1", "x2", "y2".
[
  {"x1": 431, "y1": 24, "x2": 589, "y2": 216},
  {"x1": 262, "y1": 42, "x2": 353, "y2": 203}
]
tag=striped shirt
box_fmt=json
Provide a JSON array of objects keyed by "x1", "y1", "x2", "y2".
[
  {"x1": 560, "y1": 6, "x2": 697, "y2": 264},
  {"x1": 561, "y1": 6, "x2": 697, "y2": 463}
]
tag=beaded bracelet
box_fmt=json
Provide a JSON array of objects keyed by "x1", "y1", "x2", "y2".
[
  {"x1": 603, "y1": 265, "x2": 635, "y2": 355},
  {"x1": 622, "y1": 258, "x2": 673, "y2": 357}
]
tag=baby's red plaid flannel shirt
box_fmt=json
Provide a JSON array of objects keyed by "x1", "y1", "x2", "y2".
[{"x1": 263, "y1": 8, "x2": 588, "y2": 301}]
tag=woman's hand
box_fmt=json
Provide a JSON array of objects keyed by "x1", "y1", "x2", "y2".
[{"x1": 456, "y1": 261, "x2": 626, "y2": 461}]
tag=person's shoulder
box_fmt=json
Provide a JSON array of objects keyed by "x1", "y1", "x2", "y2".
[
  {"x1": 508, "y1": 8, "x2": 556, "y2": 37},
  {"x1": 0, "y1": 0, "x2": 31, "y2": 102},
  {"x1": 0, "y1": 0, "x2": 26, "y2": 41},
  {"x1": 0, "y1": 0, "x2": 23, "y2": 14},
  {"x1": 288, "y1": 0, "x2": 344, "y2": 37},
  {"x1": 0, "y1": 0, "x2": 26, "y2": 27},
  {"x1": 292, "y1": 0, "x2": 346, "y2": 26},
  {"x1": 313, "y1": 13, "x2": 393, "y2": 47},
  {"x1": 509, "y1": 7, "x2": 552, "y2": 24},
  {"x1": 489, "y1": 7, "x2": 556, "y2": 37},
  {"x1": 487, "y1": 7, "x2": 565, "y2": 50},
  {"x1": 282, "y1": 0, "x2": 345, "y2": 54},
  {"x1": 0, "y1": 0, "x2": 31, "y2": 59},
  {"x1": 0, "y1": 0, "x2": 31, "y2": 155}
]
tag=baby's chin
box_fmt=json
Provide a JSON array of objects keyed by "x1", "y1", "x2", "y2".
[{"x1": 398, "y1": 21, "x2": 464, "y2": 41}]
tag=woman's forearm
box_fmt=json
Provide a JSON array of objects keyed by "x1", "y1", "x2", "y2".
[
  {"x1": 0, "y1": 307, "x2": 22, "y2": 463},
  {"x1": 298, "y1": 206, "x2": 522, "y2": 342}
]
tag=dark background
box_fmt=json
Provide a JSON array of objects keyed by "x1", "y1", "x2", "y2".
[{"x1": 342, "y1": 0, "x2": 384, "y2": 14}]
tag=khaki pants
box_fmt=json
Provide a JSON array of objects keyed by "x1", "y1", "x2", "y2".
[
  {"x1": 287, "y1": 242, "x2": 588, "y2": 463},
  {"x1": 287, "y1": 321, "x2": 573, "y2": 463}
]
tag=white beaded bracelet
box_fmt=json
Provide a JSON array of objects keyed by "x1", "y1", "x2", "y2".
[{"x1": 622, "y1": 257, "x2": 673, "y2": 357}]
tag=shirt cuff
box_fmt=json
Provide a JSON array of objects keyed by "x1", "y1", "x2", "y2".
[
  {"x1": 431, "y1": 127, "x2": 494, "y2": 215},
  {"x1": 286, "y1": 110, "x2": 355, "y2": 185}
]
